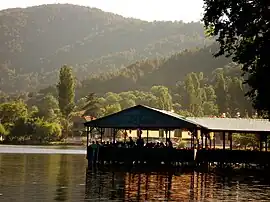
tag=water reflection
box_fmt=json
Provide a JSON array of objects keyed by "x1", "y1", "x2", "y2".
[
  {"x1": 85, "y1": 167, "x2": 270, "y2": 201},
  {"x1": 0, "y1": 153, "x2": 86, "y2": 202},
  {"x1": 1, "y1": 153, "x2": 270, "y2": 201}
]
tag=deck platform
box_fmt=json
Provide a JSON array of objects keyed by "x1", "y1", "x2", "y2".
[{"x1": 87, "y1": 147, "x2": 270, "y2": 166}]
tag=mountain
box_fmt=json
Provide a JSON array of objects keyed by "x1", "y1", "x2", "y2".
[
  {"x1": 0, "y1": 4, "x2": 212, "y2": 93},
  {"x1": 77, "y1": 43, "x2": 231, "y2": 97}
]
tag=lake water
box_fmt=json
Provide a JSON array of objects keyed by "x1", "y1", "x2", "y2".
[{"x1": 1, "y1": 146, "x2": 270, "y2": 201}]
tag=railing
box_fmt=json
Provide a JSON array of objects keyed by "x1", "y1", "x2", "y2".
[
  {"x1": 87, "y1": 147, "x2": 194, "y2": 164},
  {"x1": 87, "y1": 147, "x2": 270, "y2": 165},
  {"x1": 196, "y1": 149, "x2": 270, "y2": 164}
]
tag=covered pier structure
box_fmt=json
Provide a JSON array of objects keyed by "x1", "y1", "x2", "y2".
[
  {"x1": 84, "y1": 105, "x2": 270, "y2": 167},
  {"x1": 187, "y1": 117, "x2": 270, "y2": 166},
  {"x1": 84, "y1": 105, "x2": 201, "y2": 165}
]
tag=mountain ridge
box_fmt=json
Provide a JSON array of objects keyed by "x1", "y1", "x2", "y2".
[{"x1": 0, "y1": 3, "x2": 212, "y2": 93}]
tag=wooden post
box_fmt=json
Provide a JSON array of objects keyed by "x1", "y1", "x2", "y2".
[
  {"x1": 201, "y1": 133, "x2": 204, "y2": 149},
  {"x1": 213, "y1": 133, "x2": 216, "y2": 149},
  {"x1": 86, "y1": 126, "x2": 89, "y2": 146},
  {"x1": 100, "y1": 128, "x2": 104, "y2": 143},
  {"x1": 169, "y1": 130, "x2": 171, "y2": 140},
  {"x1": 147, "y1": 130, "x2": 149, "y2": 143},
  {"x1": 229, "y1": 132, "x2": 232, "y2": 150},
  {"x1": 223, "y1": 132, "x2": 226, "y2": 150},
  {"x1": 124, "y1": 129, "x2": 127, "y2": 143},
  {"x1": 209, "y1": 133, "x2": 212, "y2": 149},
  {"x1": 204, "y1": 132, "x2": 207, "y2": 149},
  {"x1": 259, "y1": 133, "x2": 263, "y2": 152},
  {"x1": 113, "y1": 129, "x2": 116, "y2": 143},
  {"x1": 165, "y1": 129, "x2": 168, "y2": 146},
  {"x1": 197, "y1": 129, "x2": 200, "y2": 149},
  {"x1": 265, "y1": 134, "x2": 268, "y2": 152},
  {"x1": 191, "y1": 131, "x2": 194, "y2": 149}
]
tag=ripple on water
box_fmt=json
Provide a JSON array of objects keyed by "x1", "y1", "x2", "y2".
[{"x1": 1, "y1": 153, "x2": 270, "y2": 201}]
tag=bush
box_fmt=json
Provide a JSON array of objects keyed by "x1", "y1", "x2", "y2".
[{"x1": 0, "y1": 123, "x2": 7, "y2": 135}]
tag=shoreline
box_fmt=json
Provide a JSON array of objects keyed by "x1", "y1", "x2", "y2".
[{"x1": 0, "y1": 141, "x2": 85, "y2": 146}]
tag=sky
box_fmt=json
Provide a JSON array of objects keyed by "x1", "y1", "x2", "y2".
[{"x1": 0, "y1": 0, "x2": 204, "y2": 22}]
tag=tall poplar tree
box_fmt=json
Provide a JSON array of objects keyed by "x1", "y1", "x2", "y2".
[{"x1": 57, "y1": 65, "x2": 75, "y2": 118}]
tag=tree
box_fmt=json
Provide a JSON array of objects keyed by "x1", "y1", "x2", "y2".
[
  {"x1": 203, "y1": 0, "x2": 270, "y2": 116},
  {"x1": 35, "y1": 94, "x2": 60, "y2": 120},
  {"x1": 57, "y1": 65, "x2": 75, "y2": 117},
  {"x1": 80, "y1": 93, "x2": 100, "y2": 117},
  {"x1": 0, "y1": 123, "x2": 7, "y2": 136},
  {"x1": 212, "y1": 69, "x2": 229, "y2": 114},
  {"x1": 150, "y1": 86, "x2": 173, "y2": 111},
  {"x1": 0, "y1": 100, "x2": 28, "y2": 125}
]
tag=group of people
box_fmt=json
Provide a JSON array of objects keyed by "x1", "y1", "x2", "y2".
[
  {"x1": 88, "y1": 136, "x2": 175, "y2": 163},
  {"x1": 89, "y1": 136, "x2": 173, "y2": 149}
]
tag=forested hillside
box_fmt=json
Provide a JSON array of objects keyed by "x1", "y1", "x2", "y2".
[
  {"x1": 77, "y1": 43, "x2": 230, "y2": 95},
  {"x1": 0, "y1": 4, "x2": 212, "y2": 93}
]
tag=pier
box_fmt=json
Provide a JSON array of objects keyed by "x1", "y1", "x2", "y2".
[{"x1": 84, "y1": 105, "x2": 270, "y2": 169}]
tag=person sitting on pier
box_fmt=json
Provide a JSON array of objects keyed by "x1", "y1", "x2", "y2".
[
  {"x1": 167, "y1": 139, "x2": 173, "y2": 148},
  {"x1": 154, "y1": 142, "x2": 160, "y2": 148},
  {"x1": 136, "y1": 135, "x2": 144, "y2": 148},
  {"x1": 127, "y1": 137, "x2": 135, "y2": 148},
  {"x1": 159, "y1": 142, "x2": 165, "y2": 148},
  {"x1": 105, "y1": 141, "x2": 110, "y2": 147}
]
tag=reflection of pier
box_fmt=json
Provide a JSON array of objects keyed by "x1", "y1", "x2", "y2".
[
  {"x1": 85, "y1": 164, "x2": 270, "y2": 201},
  {"x1": 85, "y1": 166, "x2": 181, "y2": 201},
  {"x1": 84, "y1": 105, "x2": 270, "y2": 167},
  {"x1": 84, "y1": 166, "x2": 235, "y2": 201}
]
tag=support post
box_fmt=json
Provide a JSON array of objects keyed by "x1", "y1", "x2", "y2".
[
  {"x1": 204, "y1": 132, "x2": 207, "y2": 149},
  {"x1": 229, "y1": 132, "x2": 232, "y2": 150},
  {"x1": 223, "y1": 132, "x2": 226, "y2": 150},
  {"x1": 201, "y1": 133, "x2": 204, "y2": 149},
  {"x1": 213, "y1": 133, "x2": 216, "y2": 149},
  {"x1": 146, "y1": 130, "x2": 149, "y2": 143},
  {"x1": 265, "y1": 133, "x2": 268, "y2": 152},
  {"x1": 209, "y1": 132, "x2": 212, "y2": 149},
  {"x1": 165, "y1": 129, "x2": 168, "y2": 146},
  {"x1": 113, "y1": 128, "x2": 116, "y2": 143},
  {"x1": 191, "y1": 131, "x2": 195, "y2": 149},
  {"x1": 124, "y1": 129, "x2": 127, "y2": 143},
  {"x1": 259, "y1": 133, "x2": 263, "y2": 152},
  {"x1": 196, "y1": 129, "x2": 200, "y2": 149},
  {"x1": 100, "y1": 128, "x2": 104, "y2": 143},
  {"x1": 169, "y1": 130, "x2": 171, "y2": 140},
  {"x1": 86, "y1": 126, "x2": 89, "y2": 146}
]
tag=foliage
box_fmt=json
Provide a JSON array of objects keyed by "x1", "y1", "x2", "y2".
[
  {"x1": 233, "y1": 133, "x2": 259, "y2": 149},
  {"x1": 77, "y1": 44, "x2": 230, "y2": 95},
  {"x1": 57, "y1": 65, "x2": 75, "y2": 117},
  {"x1": 0, "y1": 4, "x2": 213, "y2": 93},
  {"x1": 176, "y1": 140, "x2": 187, "y2": 149},
  {"x1": 0, "y1": 100, "x2": 28, "y2": 125},
  {"x1": 33, "y1": 94, "x2": 60, "y2": 121},
  {"x1": 78, "y1": 93, "x2": 100, "y2": 117},
  {"x1": 0, "y1": 124, "x2": 7, "y2": 136},
  {"x1": 82, "y1": 66, "x2": 253, "y2": 118},
  {"x1": 203, "y1": 0, "x2": 270, "y2": 116},
  {"x1": 8, "y1": 117, "x2": 62, "y2": 143},
  {"x1": 0, "y1": 97, "x2": 62, "y2": 143},
  {"x1": 0, "y1": 4, "x2": 261, "y2": 144}
]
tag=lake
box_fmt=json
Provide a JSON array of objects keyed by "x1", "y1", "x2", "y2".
[{"x1": 0, "y1": 146, "x2": 270, "y2": 201}]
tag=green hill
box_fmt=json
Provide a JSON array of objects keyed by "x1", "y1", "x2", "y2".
[
  {"x1": 0, "y1": 4, "x2": 212, "y2": 93},
  {"x1": 78, "y1": 43, "x2": 231, "y2": 96}
]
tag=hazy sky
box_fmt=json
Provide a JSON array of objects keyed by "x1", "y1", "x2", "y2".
[{"x1": 0, "y1": 0, "x2": 204, "y2": 22}]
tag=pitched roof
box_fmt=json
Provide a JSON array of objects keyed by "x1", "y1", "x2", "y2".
[
  {"x1": 186, "y1": 117, "x2": 270, "y2": 133},
  {"x1": 84, "y1": 105, "x2": 201, "y2": 129}
]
